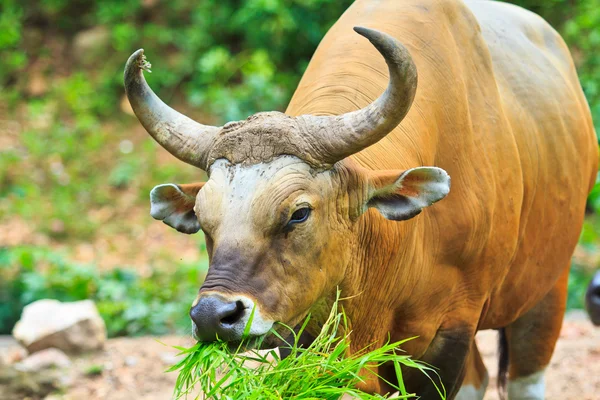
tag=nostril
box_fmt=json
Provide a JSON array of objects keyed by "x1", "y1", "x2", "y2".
[
  {"x1": 191, "y1": 296, "x2": 251, "y2": 341},
  {"x1": 220, "y1": 300, "x2": 246, "y2": 326}
]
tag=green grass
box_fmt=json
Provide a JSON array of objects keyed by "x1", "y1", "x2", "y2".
[
  {"x1": 84, "y1": 364, "x2": 104, "y2": 376},
  {"x1": 167, "y1": 293, "x2": 445, "y2": 400}
]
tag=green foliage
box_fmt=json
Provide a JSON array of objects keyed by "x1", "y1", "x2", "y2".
[
  {"x1": 563, "y1": 3, "x2": 600, "y2": 133},
  {"x1": 84, "y1": 364, "x2": 104, "y2": 377},
  {"x1": 514, "y1": 0, "x2": 600, "y2": 138},
  {"x1": 0, "y1": 0, "x2": 352, "y2": 241},
  {"x1": 1, "y1": 0, "x2": 353, "y2": 121},
  {"x1": 1, "y1": 0, "x2": 597, "y2": 125},
  {"x1": 568, "y1": 263, "x2": 597, "y2": 310},
  {"x1": 0, "y1": 246, "x2": 207, "y2": 336},
  {"x1": 0, "y1": 82, "x2": 204, "y2": 239},
  {"x1": 0, "y1": 1, "x2": 26, "y2": 89},
  {"x1": 169, "y1": 293, "x2": 445, "y2": 399}
]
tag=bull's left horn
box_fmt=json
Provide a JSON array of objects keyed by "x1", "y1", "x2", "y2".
[
  {"x1": 124, "y1": 49, "x2": 219, "y2": 170},
  {"x1": 300, "y1": 27, "x2": 418, "y2": 164}
]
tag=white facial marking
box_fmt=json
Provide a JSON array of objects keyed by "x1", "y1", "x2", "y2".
[
  {"x1": 507, "y1": 370, "x2": 545, "y2": 400},
  {"x1": 199, "y1": 156, "x2": 316, "y2": 234},
  {"x1": 191, "y1": 293, "x2": 274, "y2": 341}
]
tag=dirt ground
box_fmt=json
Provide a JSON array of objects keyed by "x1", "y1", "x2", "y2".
[
  {"x1": 53, "y1": 335, "x2": 193, "y2": 400},
  {"x1": 1, "y1": 312, "x2": 598, "y2": 400},
  {"x1": 479, "y1": 311, "x2": 600, "y2": 400}
]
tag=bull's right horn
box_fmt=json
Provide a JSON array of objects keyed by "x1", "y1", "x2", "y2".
[
  {"x1": 124, "y1": 49, "x2": 220, "y2": 170},
  {"x1": 299, "y1": 27, "x2": 418, "y2": 165}
]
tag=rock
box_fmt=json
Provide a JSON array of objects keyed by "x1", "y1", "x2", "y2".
[
  {"x1": 14, "y1": 348, "x2": 71, "y2": 372},
  {"x1": 124, "y1": 356, "x2": 137, "y2": 367},
  {"x1": 159, "y1": 351, "x2": 181, "y2": 365},
  {"x1": 0, "y1": 365, "x2": 65, "y2": 400},
  {"x1": 12, "y1": 299, "x2": 107, "y2": 354},
  {"x1": 0, "y1": 336, "x2": 27, "y2": 367},
  {"x1": 0, "y1": 345, "x2": 27, "y2": 366}
]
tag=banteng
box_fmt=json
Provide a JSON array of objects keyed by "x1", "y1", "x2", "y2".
[{"x1": 124, "y1": 0, "x2": 598, "y2": 398}]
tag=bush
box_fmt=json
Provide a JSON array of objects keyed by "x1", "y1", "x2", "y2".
[
  {"x1": 568, "y1": 263, "x2": 597, "y2": 310},
  {"x1": 517, "y1": 0, "x2": 600, "y2": 141},
  {"x1": 1, "y1": 1, "x2": 597, "y2": 127},
  {"x1": 0, "y1": 0, "x2": 354, "y2": 242},
  {"x1": 1, "y1": 0, "x2": 354, "y2": 122},
  {"x1": 0, "y1": 246, "x2": 207, "y2": 336}
]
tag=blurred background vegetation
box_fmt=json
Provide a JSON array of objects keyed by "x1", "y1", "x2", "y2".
[{"x1": 0, "y1": 0, "x2": 599, "y2": 336}]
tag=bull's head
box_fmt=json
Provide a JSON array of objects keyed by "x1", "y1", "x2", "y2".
[{"x1": 124, "y1": 27, "x2": 450, "y2": 345}]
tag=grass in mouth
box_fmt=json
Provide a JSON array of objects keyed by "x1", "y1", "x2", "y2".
[{"x1": 166, "y1": 292, "x2": 446, "y2": 399}]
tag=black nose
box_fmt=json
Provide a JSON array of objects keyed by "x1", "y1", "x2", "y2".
[
  {"x1": 190, "y1": 295, "x2": 247, "y2": 342},
  {"x1": 586, "y1": 271, "x2": 600, "y2": 326}
]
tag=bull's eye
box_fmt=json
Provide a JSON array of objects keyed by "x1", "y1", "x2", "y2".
[{"x1": 288, "y1": 207, "x2": 311, "y2": 225}]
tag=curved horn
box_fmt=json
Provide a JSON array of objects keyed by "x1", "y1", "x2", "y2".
[
  {"x1": 124, "y1": 49, "x2": 219, "y2": 170},
  {"x1": 300, "y1": 27, "x2": 418, "y2": 164}
]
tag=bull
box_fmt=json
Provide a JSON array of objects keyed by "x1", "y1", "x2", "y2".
[{"x1": 124, "y1": 0, "x2": 598, "y2": 398}]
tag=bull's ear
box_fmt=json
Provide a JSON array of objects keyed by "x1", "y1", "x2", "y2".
[
  {"x1": 367, "y1": 167, "x2": 450, "y2": 221},
  {"x1": 149, "y1": 183, "x2": 205, "y2": 234}
]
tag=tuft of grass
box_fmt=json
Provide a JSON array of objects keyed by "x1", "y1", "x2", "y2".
[
  {"x1": 84, "y1": 364, "x2": 104, "y2": 377},
  {"x1": 167, "y1": 293, "x2": 446, "y2": 399}
]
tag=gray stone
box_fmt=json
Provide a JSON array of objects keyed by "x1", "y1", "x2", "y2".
[
  {"x1": 12, "y1": 299, "x2": 107, "y2": 354},
  {"x1": 0, "y1": 343, "x2": 27, "y2": 366},
  {"x1": 0, "y1": 336, "x2": 23, "y2": 367},
  {"x1": 14, "y1": 348, "x2": 71, "y2": 372},
  {"x1": 159, "y1": 351, "x2": 181, "y2": 365},
  {"x1": 0, "y1": 365, "x2": 64, "y2": 400},
  {"x1": 124, "y1": 356, "x2": 137, "y2": 367}
]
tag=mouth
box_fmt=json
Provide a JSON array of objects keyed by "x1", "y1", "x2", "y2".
[
  {"x1": 189, "y1": 295, "x2": 314, "y2": 351},
  {"x1": 191, "y1": 322, "x2": 294, "y2": 351}
]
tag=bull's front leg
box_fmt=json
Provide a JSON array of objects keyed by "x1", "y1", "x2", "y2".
[
  {"x1": 350, "y1": 326, "x2": 473, "y2": 398},
  {"x1": 403, "y1": 326, "x2": 475, "y2": 400}
]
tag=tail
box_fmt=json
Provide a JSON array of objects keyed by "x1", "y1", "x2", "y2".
[{"x1": 497, "y1": 328, "x2": 509, "y2": 400}]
